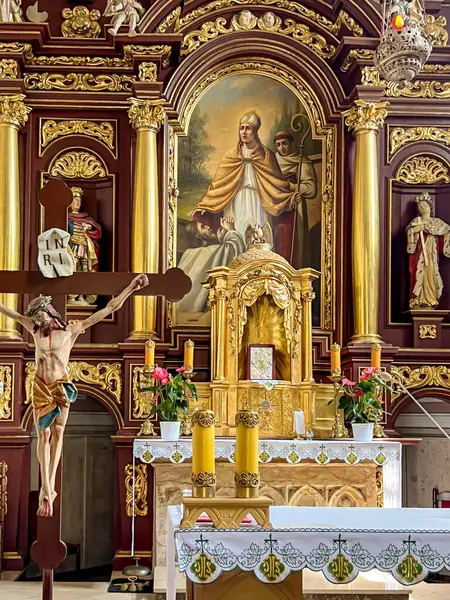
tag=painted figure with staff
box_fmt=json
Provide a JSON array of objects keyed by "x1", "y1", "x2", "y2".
[
  {"x1": 273, "y1": 113, "x2": 318, "y2": 268},
  {"x1": 407, "y1": 192, "x2": 450, "y2": 308}
]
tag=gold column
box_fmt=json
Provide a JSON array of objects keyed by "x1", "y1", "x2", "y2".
[
  {"x1": 300, "y1": 290, "x2": 315, "y2": 383},
  {"x1": 128, "y1": 98, "x2": 165, "y2": 339},
  {"x1": 0, "y1": 95, "x2": 31, "y2": 338},
  {"x1": 343, "y1": 100, "x2": 388, "y2": 344},
  {"x1": 215, "y1": 289, "x2": 228, "y2": 381}
]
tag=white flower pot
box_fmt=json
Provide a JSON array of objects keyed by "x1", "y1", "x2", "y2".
[
  {"x1": 352, "y1": 423, "x2": 374, "y2": 442},
  {"x1": 160, "y1": 421, "x2": 181, "y2": 442}
]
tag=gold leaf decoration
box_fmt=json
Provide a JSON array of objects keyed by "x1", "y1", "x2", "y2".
[
  {"x1": 61, "y1": 6, "x2": 101, "y2": 38},
  {"x1": 0, "y1": 59, "x2": 18, "y2": 79},
  {"x1": 50, "y1": 151, "x2": 107, "y2": 179},
  {"x1": 125, "y1": 464, "x2": 148, "y2": 517},
  {"x1": 424, "y1": 14, "x2": 448, "y2": 47},
  {"x1": 41, "y1": 120, "x2": 115, "y2": 152},
  {"x1": 138, "y1": 62, "x2": 158, "y2": 82},
  {"x1": 391, "y1": 365, "x2": 450, "y2": 402},
  {"x1": 24, "y1": 72, "x2": 136, "y2": 93},
  {"x1": 386, "y1": 80, "x2": 450, "y2": 99},
  {"x1": 27, "y1": 55, "x2": 130, "y2": 68},
  {"x1": 397, "y1": 156, "x2": 450, "y2": 185},
  {"x1": 390, "y1": 126, "x2": 450, "y2": 157},
  {"x1": 0, "y1": 462, "x2": 7, "y2": 518},
  {"x1": 0, "y1": 366, "x2": 12, "y2": 420},
  {"x1": 419, "y1": 324, "x2": 437, "y2": 339},
  {"x1": 0, "y1": 94, "x2": 31, "y2": 128},
  {"x1": 124, "y1": 44, "x2": 172, "y2": 68},
  {"x1": 128, "y1": 98, "x2": 165, "y2": 131},
  {"x1": 344, "y1": 100, "x2": 389, "y2": 133},
  {"x1": 132, "y1": 365, "x2": 154, "y2": 419},
  {"x1": 341, "y1": 49, "x2": 374, "y2": 72}
]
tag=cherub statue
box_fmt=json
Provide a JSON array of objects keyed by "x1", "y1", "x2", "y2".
[
  {"x1": 406, "y1": 192, "x2": 450, "y2": 308},
  {"x1": 244, "y1": 222, "x2": 274, "y2": 248},
  {"x1": 0, "y1": 274, "x2": 148, "y2": 518},
  {"x1": 1, "y1": 0, "x2": 23, "y2": 22},
  {"x1": 103, "y1": 0, "x2": 145, "y2": 36}
]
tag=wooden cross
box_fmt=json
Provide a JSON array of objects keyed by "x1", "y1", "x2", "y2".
[{"x1": 0, "y1": 178, "x2": 191, "y2": 599}]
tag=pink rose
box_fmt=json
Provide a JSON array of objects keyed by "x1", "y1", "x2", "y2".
[
  {"x1": 360, "y1": 367, "x2": 378, "y2": 381},
  {"x1": 161, "y1": 377, "x2": 169, "y2": 386},
  {"x1": 342, "y1": 378, "x2": 356, "y2": 386},
  {"x1": 176, "y1": 366, "x2": 187, "y2": 373},
  {"x1": 153, "y1": 366, "x2": 169, "y2": 381}
]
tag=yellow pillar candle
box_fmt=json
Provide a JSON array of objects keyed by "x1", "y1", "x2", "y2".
[
  {"x1": 330, "y1": 343, "x2": 341, "y2": 374},
  {"x1": 184, "y1": 339, "x2": 194, "y2": 369},
  {"x1": 191, "y1": 408, "x2": 216, "y2": 498},
  {"x1": 371, "y1": 343, "x2": 382, "y2": 369},
  {"x1": 235, "y1": 408, "x2": 259, "y2": 499},
  {"x1": 145, "y1": 339, "x2": 155, "y2": 366}
]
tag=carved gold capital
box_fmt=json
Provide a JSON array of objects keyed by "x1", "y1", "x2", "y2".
[
  {"x1": 0, "y1": 94, "x2": 31, "y2": 129},
  {"x1": 191, "y1": 408, "x2": 215, "y2": 427},
  {"x1": 343, "y1": 100, "x2": 389, "y2": 134},
  {"x1": 128, "y1": 98, "x2": 165, "y2": 132},
  {"x1": 301, "y1": 290, "x2": 316, "y2": 303}
]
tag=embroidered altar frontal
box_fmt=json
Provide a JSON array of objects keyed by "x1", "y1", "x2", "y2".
[{"x1": 173, "y1": 507, "x2": 450, "y2": 587}]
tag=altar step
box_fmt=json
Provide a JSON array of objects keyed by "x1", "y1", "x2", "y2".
[{"x1": 154, "y1": 594, "x2": 409, "y2": 600}]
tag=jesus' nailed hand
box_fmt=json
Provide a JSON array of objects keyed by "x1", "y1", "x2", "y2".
[{"x1": 0, "y1": 273, "x2": 148, "y2": 518}]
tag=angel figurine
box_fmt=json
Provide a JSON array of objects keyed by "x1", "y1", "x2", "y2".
[{"x1": 103, "y1": 0, "x2": 145, "y2": 36}]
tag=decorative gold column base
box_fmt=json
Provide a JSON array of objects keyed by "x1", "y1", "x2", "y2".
[
  {"x1": 181, "y1": 496, "x2": 272, "y2": 529},
  {"x1": 349, "y1": 333, "x2": 382, "y2": 345}
]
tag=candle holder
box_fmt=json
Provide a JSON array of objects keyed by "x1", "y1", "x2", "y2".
[
  {"x1": 329, "y1": 369, "x2": 349, "y2": 439},
  {"x1": 181, "y1": 366, "x2": 195, "y2": 383},
  {"x1": 180, "y1": 411, "x2": 192, "y2": 436},
  {"x1": 137, "y1": 364, "x2": 157, "y2": 437}
]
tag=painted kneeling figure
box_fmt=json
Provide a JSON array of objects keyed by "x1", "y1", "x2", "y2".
[{"x1": 0, "y1": 273, "x2": 148, "y2": 517}]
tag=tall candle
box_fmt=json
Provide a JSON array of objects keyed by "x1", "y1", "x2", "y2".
[
  {"x1": 145, "y1": 339, "x2": 155, "y2": 366},
  {"x1": 371, "y1": 343, "x2": 381, "y2": 369},
  {"x1": 235, "y1": 408, "x2": 259, "y2": 498},
  {"x1": 184, "y1": 339, "x2": 194, "y2": 369},
  {"x1": 191, "y1": 407, "x2": 216, "y2": 498},
  {"x1": 330, "y1": 343, "x2": 341, "y2": 373},
  {"x1": 294, "y1": 410, "x2": 305, "y2": 435}
]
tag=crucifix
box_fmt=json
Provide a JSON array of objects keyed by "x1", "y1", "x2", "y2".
[{"x1": 0, "y1": 178, "x2": 191, "y2": 599}]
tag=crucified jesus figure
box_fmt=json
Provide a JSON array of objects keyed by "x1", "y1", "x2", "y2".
[{"x1": 0, "y1": 273, "x2": 148, "y2": 518}]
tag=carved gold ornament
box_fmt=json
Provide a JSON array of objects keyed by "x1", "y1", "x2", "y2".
[
  {"x1": 361, "y1": 66, "x2": 383, "y2": 86},
  {"x1": 41, "y1": 120, "x2": 115, "y2": 152},
  {"x1": 26, "y1": 55, "x2": 130, "y2": 68},
  {"x1": 424, "y1": 14, "x2": 449, "y2": 47},
  {"x1": 344, "y1": 100, "x2": 389, "y2": 133},
  {"x1": 125, "y1": 464, "x2": 148, "y2": 517},
  {"x1": 376, "y1": 467, "x2": 383, "y2": 508},
  {"x1": 234, "y1": 471, "x2": 260, "y2": 487},
  {"x1": 0, "y1": 366, "x2": 12, "y2": 420},
  {"x1": 25, "y1": 361, "x2": 122, "y2": 405},
  {"x1": 419, "y1": 324, "x2": 437, "y2": 340},
  {"x1": 128, "y1": 98, "x2": 165, "y2": 131},
  {"x1": 391, "y1": 365, "x2": 450, "y2": 402},
  {"x1": 0, "y1": 462, "x2": 7, "y2": 518},
  {"x1": 158, "y1": 0, "x2": 363, "y2": 37},
  {"x1": 139, "y1": 62, "x2": 158, "y2": 82},
  {"x1": 390, "y1": 126, "x2": 450, "y2": 157},
  {"x1": 235, "y1": 410, "x2": 259, "y2": 427},
  {"x1": 24, "y1": 73, "x2": 135, "y2": 93},
  {"x1": 181, "y1": 14, "x2": 336, "y2": 58},
  {"x1": 167, "y1": 126, "x2": 177, "y2": 328},
  {"x1": 341, "y1": 49, "x2": 375, "y2": 72},
  {"x1": 123, "y1": 45, "x2": 172, "y2": 68},
  {"x1": 191, "y1": 471, "x2": 217, "y2": 487},
  {"x1": 192, "y1": 409, "x2": 215, "y2": 427},
  {"x1": 50, "y1": 151, "x2": 107, "y2": 179},
  {"x1": 61, "y1": 6, "x2": 101, "y2": 38},
  {"x1": 0, "y1": 94, "x2": 31, "y2": 128},
  {"x1": 0, "y1": 59, "x2": 18, "y2": 79},
  {"x1": 0, "y1": 42, "x2": 32, "y2": 54},
  {"x1": 397, "y1": 156, "x2": 450, "y2": 185},
  {"x1": 386, "y1": 80, "x2": 450, "y2": 99},
  {"x1": 132, "y1": 365, "x2": 154, "y2": 419}
]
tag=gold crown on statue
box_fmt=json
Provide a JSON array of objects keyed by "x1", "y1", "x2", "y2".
[
  {"x1": 244, "y1": 222, "x2": 273, "y2": 249},
  {"x1": 415, "y1": 191, "x2": 432, "y2": 207}
]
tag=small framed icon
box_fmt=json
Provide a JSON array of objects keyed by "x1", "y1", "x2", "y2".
[{"x1": 246, "y1": 344, "x2": 275, "y2": 381}]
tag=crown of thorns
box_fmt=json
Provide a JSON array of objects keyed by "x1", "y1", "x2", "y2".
[{"x1": 25, "y1": 296, "x2": 53, "y2": 318}]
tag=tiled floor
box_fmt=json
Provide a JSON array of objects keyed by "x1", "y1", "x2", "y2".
[{"x1": 0, "y1": 571, "x2": 448, "y2": 599}]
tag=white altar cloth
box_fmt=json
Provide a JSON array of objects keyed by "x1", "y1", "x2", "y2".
[{"x1": 167, "y1": 505, "x2": 450, "y2": 600}]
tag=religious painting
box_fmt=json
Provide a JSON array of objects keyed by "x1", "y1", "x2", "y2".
[{"x1": 175, "y1": 73, "x2": 324, "y2": 326}]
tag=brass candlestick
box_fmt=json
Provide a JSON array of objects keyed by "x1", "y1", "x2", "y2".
[
  {"x1": 181, "y1": 366, "x2": 195, "y2": 383},
  {"x1": 329, "y1": 369, "x2": 349, "y2": 439}
]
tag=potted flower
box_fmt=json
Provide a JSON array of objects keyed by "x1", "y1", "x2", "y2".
[
  {"x1": 332, "y1": 367, "x2": 393, "y2": 442},
  {"x1": 142, "y1": 366, "x2": 197, "y2": 441}
]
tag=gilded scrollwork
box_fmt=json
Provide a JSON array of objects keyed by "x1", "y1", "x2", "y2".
[
  {"x1": 391, "y1": 365, "x2": 450, "y2": 402},
  {"x1": 167, "y1": 126, "x2": 177, "y2": 328},
  {"x1": 386, "y1": 80, "x2": 450, "y2": 99},
  {"x1": 0, "y1": 59, "x2": 18, "y2": 79},
  {"x1": 25, "y1": 361, "x2": 122, "y2": 405},
  {"x1": 123, "y1": 44, "x2": 172, "y2": 68},
  {"x1": 125, "y1": 464, "x2": 148, "y2": 517},
  {"x1": 0, "y1": 94, "x2": 31, "y2": 128},
  {"x1": 139, "y1": 62, "x2": 158, "y2": 82},
  {"x1": 132, "y1": 366, "x2": 153, "y2": 419},
  {"x1": 128, "y1": 98, "x2": 165, "y2": 131},
  {"x1": 419, "y1": 324, "x2": 437, "y2": 339},
  {"x1": 158, "y1": 0, "x2": 363, "y2": 37},
  {"x1": 180, "y1": 14, "x2": 336, "y2": 58},
  {"x1": 424, "y1": 14, "x2": 448, "y2": 47},
  {"x1": 390, "y1": 126, "x2": 450, "y2": 158},
  {"x1": 0, "y1": 42, "x2": 32, "y2": 54},
  {"x1": 397, "y1": 156, "x2": 450, "y2": 185},
  {"x1": 376, "y1": 467, "x2": 383, "y2": 508},
  {"x1": 41, "y1": 120, "x2": 115, "y2": 152},
  {"x1": 344, "y1": 100, "x2": 389, "y2": 133},
  {"x1": 26, "y1": 55, "x2": 130, "y2": 68},
  {"x1": 24, "y1": 73, "x2": 135, "y2": 93},
  {"x1": 0, "y1": 462, "x2": 7, "y2": 518},
  {"x1": 61, "y1": 6, "x2": 101, "y2": 38},
  {"x1": 341, "y1": 49, "x2": 374, "y2": 72},
  {"x1": 0, "y1": 366, "x2": 12, "y2": 420},
  {"x1": 361, "y1": 66, "x2": 383, "y2": 86},
  {"x1": 50, "y1": 151, "x2": 107, "y2": 179}
]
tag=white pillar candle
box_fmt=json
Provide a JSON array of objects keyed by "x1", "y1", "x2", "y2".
[{"x1": 294, "y1": 411, "x2": 305, "y2": 435}]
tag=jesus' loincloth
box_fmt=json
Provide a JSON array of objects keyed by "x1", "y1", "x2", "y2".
[{"x1": 31, "y1": 375, "x2": 78, "y2": 429}]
